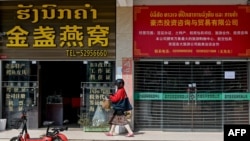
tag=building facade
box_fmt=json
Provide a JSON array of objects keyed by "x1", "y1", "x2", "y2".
[{"x1": 1, "y1": 0, "x2": 250, "y2": 132}]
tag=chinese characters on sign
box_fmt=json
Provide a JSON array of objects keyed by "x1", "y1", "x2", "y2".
[
  {"x1": 4, "y1": 62, "x2": 29, "y2": 76},
  {"x1": 134, "y1": 6, "x2": 250, "y2": 58},
  {"x1": 2, "y1": 62, "x2": 38, "y2": 112},
  {"x1": 0, "y1": 0, "x2": 116, "y2": 59},
  {"x1": 4, "y1": 83, "x2": 26, "y2": 112},
  {"x1": 88, "y1": 61, "x2": 113, "y2": 82},
  {"x1": 3, "y1": 82, "x2": 38, "y2": 112},
  {"x1": 149, "y1": 10, "x2": 239, "y2": 27},
  {"x1": 87, "y1": 84, "x2": 113, "y2": 113},
  {"x1": 6, "y1": 4, "x2": 109, "y2": 53},
  {"x1": 82, "y1": 82, "x2": 115, "y2": 128},
  {"x1": 7, "y1": 25, "x2": 109, "y2": 48}
]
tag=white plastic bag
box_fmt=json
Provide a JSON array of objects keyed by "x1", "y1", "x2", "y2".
[{"x1": 92, "y1": 105, "x2": 106, "y2": 126}]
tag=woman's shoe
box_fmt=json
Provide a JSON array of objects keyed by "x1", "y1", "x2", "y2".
[
  {"x1": 105, "y1": 132, "x2": 113, "y2": 136},
  {"x1": 125, "y1": 133, "x2": 134, "y2": 137}
]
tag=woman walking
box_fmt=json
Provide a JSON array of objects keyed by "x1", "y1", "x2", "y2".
[{"x1": 105, "y1": 79, "x2": 134, "y2": 137}]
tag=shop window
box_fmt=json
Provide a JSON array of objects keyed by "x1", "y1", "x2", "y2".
[
  {"x1": 80, "y1": 61, "x2": 115, "y2": 131},
  {"x1": 1, "y1": 61, "x2": 38, "y2": 128}
]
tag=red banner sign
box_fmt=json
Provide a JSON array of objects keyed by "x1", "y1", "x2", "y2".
[{"x1": 133, "y1": 5, "x2": 250, "y2": 58}]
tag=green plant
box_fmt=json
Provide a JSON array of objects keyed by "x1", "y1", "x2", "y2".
[
  {"x1": 78, "y1": 113, "x2": 109, "y2": 128},
  {"x1": 77, "y1": 114, "x2": 91, "y2": 126}
]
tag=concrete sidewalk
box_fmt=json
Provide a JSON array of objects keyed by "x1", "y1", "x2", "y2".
[{"x1": 0, "y1": 128, "x2": 223, "y2": 141}]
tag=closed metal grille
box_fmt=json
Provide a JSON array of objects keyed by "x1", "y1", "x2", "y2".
[{"x1": 134, "y1": 61, "x2": 249, "y2": 131}]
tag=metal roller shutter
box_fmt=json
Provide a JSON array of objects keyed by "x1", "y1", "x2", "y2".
[{"x1": 134, "y1": 61, "x2": 249, "y2": 131}]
